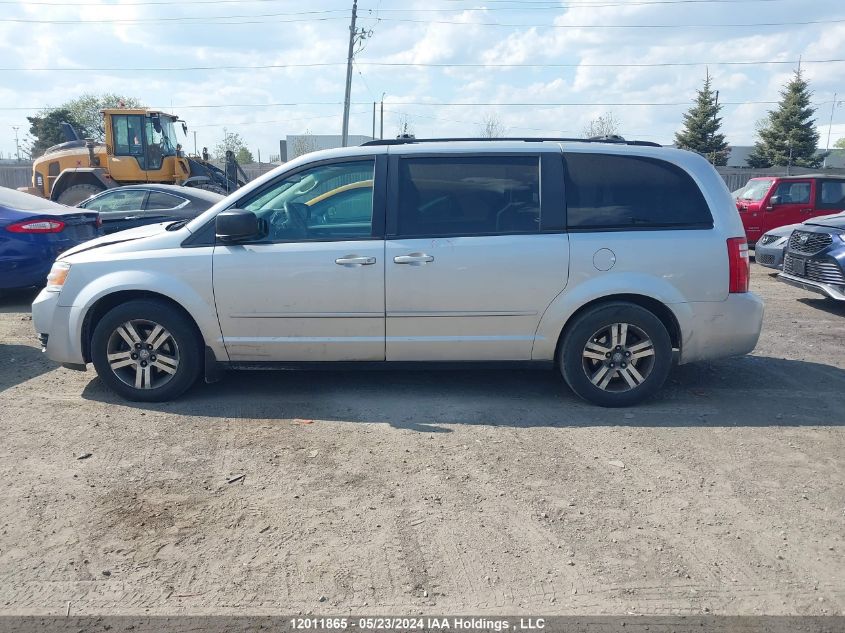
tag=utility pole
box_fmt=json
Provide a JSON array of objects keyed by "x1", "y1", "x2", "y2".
[
  {"x1": 12, "y1": 126, "x2": 20, "y2": 161},
  {"x1": 193, "y1": 130, "x2": 198, "y2": 156},
  {"x1": 824, "y1": 92, "x2": 838, "y2": 168},
  {"x1": 380, "y1": 93, "x2": 385, "y2": 140},
  {"x1": 341, "y1": 0, "x2": 358, "y2": 147},
  {"x1": 372, "y1": 102, "x2": 376, "y2": 139}
]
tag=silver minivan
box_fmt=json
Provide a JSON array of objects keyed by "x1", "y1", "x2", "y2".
[{"x1": 32, "y1": 139, "x2": 763, "y2": 407}]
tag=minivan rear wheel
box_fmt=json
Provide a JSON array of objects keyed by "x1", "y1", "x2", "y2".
[
  {"x1": 560, "y1": 302, "x2": 672, "y2": 407},
  {"x1": 91, "y1": 299, "x2": 202, "y2": 402}
]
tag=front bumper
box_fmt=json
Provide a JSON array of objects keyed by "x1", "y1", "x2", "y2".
[
  {"x1": 778, "y1": 272, "x2": 845, "y2": 301},
  {"x1": 754, "y1": 242, "x2": 785, "y2": 269},
  {"x1": 31, "y1": 288, "x2": 87, "y2": 366},
  {"x1": 678, "y1": 293, "x2": 764, "y2": 365}
]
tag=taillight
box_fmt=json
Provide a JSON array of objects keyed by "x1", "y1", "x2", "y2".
[
  {"x1": 6, "y1": 219, "x2": 66, "y2": 233},
  {"x1": 727, "y1": 237, "x2": 750, "y2": 293}
]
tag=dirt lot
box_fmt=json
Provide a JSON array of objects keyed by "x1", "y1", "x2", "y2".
[{"x1": 0, "y1": 263, "x2": 843, "y2": 616}]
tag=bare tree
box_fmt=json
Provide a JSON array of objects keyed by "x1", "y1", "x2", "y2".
[
  {"x1": 478, "y1": 113, "x2": 507, "y2": 138},
  {"x1": 581, "y1": 112, "x2": 621, "y2": 138},
  {"x1": 290, "y1": 130, "x2": 318, "y2": 159}
]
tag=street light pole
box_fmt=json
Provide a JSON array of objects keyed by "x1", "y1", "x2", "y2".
[
  {"x1": 12, "y1": 126, "x2": 20, "y2": 161},
  {"x1": 341, "y1": 0, "x2": 358, "y2": 147}
]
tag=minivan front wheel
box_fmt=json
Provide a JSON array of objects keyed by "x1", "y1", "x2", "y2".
[
  {"x1": 91, "y1": 300, "x2": 202, "y2": 402},
  {"x1": 560, "y1": 302, "x2": 672, "y2": 407}
]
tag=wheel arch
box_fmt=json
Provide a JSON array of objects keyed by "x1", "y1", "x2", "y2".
[
  {"x1": 550, "y1": 294, "x2": 682, "y2": 367},
  {"x1": 50, "y1": 168, "x2": 116, "y2": 201},
  {"x1": 532, "y1": 274, "x2": 689, "y2": 362},
  {"x1": 80, "y1": 290, "x2": 209, "y2": 363}
]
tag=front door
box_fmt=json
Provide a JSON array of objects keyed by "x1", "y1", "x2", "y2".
[
  {"x1": 212, "y1": 156, "x2": 386, "y2": 362},
  {"x1": 763, "y1": 179, "x2": 813, "y2": 235},
  {"x1": 384, "y1": 153, "x2": 569, "y2": 361}
]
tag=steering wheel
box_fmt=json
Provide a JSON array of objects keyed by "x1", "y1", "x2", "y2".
[{"x1": 266, "y1": 201, "x2": 309, "y2": 239}]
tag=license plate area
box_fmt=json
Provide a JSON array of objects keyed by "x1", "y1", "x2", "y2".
[{"x1": 792, "y1": 256, "x2": 806, "y2": 276}]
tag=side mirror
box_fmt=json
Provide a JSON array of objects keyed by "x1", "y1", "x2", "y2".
[
  {"x1": 216, "y1": 209, "x2": 259, "y2": 242},
  {"x1": 767, "y1": 195, "x2": 781, "y2": 209}
]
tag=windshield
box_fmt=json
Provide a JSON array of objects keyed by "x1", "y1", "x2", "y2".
[
  {"x1": 736, "y1": 179, "x2": 774, "y2": 201},
  {"x1": 147, "y1": 115, "x2": 178, "y2": 157}
]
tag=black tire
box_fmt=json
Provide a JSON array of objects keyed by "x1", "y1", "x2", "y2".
[
  {"x1": 56, "y1": 183, "x2": 104, "y2": 206},
  {"x1": 560, "y1": 302, "x2": 673, "y2": 407},
  {"x1": 91, "y1": 299, "x2": 202, "y2": 402}
]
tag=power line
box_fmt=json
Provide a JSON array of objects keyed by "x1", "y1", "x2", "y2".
[
  {"x1": 1, "y1": 12, "x2": 838, "y2": 27},
  {"x1": 1, "y1": 58, "x2": 841, "y2": 72},
  {"x1": 371, "y1": 17, "x2": 843, "y2": 29},
  {"x1": 0, "y1": 0, "x2": 796, "y2": 6},
  {"x1": 0, "y1": 100, "x2": 791, "y2": 111}
]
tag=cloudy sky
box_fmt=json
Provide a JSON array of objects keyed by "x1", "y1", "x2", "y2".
[{"x1": 0, "y1": 0, "x2": 843, "y2": 160}]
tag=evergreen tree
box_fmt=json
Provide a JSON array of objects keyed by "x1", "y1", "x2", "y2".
[
  {"x1": 26, "y1": 108, "x2": 83, "y2": 158},
  {"x1": 747, "y1": 70, "x2": 822, "y2": 168},
  {"x1": 674, "y1": 72, "x2": 729, "y2": 165}
]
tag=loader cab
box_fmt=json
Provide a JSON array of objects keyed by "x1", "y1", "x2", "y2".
[{"x1": 103, "y1": 109, "x2": 182, "y2": 182}]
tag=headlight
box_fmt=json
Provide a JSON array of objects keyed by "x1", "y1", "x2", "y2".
[{"x1": 45, "y1": 261, "x2": 71, "y2": 292}]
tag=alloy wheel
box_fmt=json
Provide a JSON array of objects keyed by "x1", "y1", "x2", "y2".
[
  {"x1": 105, "y1": 319, "x2": 180, "y2": 390},
  {"x1": 581, "y1": 322, "x2": 656, "y2": 392}
]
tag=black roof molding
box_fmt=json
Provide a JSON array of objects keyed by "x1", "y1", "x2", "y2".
[{"x1": 361, "y1": 136, "x2": 662, "y2": 148}]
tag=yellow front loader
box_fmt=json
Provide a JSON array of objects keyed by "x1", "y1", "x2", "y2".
[{"x1": 27, "y1": 109, "x2": 244, "y2": 205}]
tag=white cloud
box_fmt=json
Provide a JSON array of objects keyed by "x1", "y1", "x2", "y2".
[{"x1": 1, "y1": 0, "x2": 844, "y2": 157}]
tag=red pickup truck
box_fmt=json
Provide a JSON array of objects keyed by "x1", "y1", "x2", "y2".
[{"x1": 734, "y1": 175, "x2": 845, "y2": 245}]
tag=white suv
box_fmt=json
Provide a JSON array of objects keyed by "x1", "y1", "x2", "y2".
[{"x1": 32, "y1": 139, "x2": 763, "y2": 407}]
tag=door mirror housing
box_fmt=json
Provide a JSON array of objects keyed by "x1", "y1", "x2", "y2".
[
  {"x1": 767, "y1": 195, "x2": 781, "y2": 209},
  {"x1": 216, "y1": 209, "x2": 260, "y2": 242}
]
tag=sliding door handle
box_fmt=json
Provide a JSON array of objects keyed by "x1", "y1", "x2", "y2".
[
  {"x1": 335, "y1": 255, "x2": 376, "y2": 267},
  {"x1": 394, "y1": 253, "x2": 434, "y2": 265}
]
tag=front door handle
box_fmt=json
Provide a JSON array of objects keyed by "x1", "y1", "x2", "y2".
[
  {"x1": 800, "y1": 208, "x2": 813, "y2": 213},
  {"x1": 335, "y1": 255, "x2": 376, "y2": 267},
  {"x1": 394, "y1": 253, "x2": 434, "y2": 265}
]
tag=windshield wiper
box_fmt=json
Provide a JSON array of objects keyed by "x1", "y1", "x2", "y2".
[{"x1": 166, "y1": 219, "x2": 189, "y2": 231}]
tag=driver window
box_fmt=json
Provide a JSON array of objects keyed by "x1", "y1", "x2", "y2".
[
  {"x1": 240, "y1": 159, "x2": 375, "y2": 242},
  {"x1": 773, "y1": 181, "x2": 810, "y2": 204}
]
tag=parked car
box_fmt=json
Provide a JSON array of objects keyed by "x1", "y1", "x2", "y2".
[
  {"x1": 779, "y1": 212, "x2": 845, "y2": 301},
  {"x1": 754, "y1": 212, "x2": 843, "y2": 270},
  {"x1": 32, "y1": 139, "x2": 763, "y2": 407},
  {"x1": 77, "y1": 184, "x2": 223, "y2": 235},
  {"x1": 735, "y1": 175, "x2": 845, "y2": 245},
  {"x1": 0, "y1": 187, "x2": 99, "y2": 291}
]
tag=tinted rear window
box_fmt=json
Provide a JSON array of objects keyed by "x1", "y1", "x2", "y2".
[
  {"x1": 396, "y1": 156, "x2": 540, "y2": 237},
  {"x1": 564, "y1": 153, "x2": 713, "y2": 230}
]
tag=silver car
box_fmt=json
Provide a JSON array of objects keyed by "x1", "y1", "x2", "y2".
[
  {"x1": 32, "y1": 139, "x2": 763, "y2": 407},
  {"x1": 755, "y1": 214, "x2": 843, "y2": 270}
]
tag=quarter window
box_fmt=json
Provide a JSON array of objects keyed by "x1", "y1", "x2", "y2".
[
  {"x1": 564, "y1": 153, "x2": 713, "y2": 229},
  {"x1": 395, "y1": 156, "x2": 540, "y2": 237},
  {"x1": 239, "y1": 160, "x2": 375, "y2": 242}
]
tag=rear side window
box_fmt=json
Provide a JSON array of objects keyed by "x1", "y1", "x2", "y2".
[
  {"x1": 395, "y1": 156, "x2": 540, "y2": 237},
  {"x1": 146, "y1": 191, "x2": 187, "y2": 210},
  {"x1": 564, "y1": 153, "x2": 713, "y2": 230},
  {"x1": 817, "y1": 180, "x2": 845, "y2": 210}
]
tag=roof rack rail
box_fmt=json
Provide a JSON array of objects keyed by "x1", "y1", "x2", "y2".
[{"x1": 361, "y1": 136, "x2": 662, "y2": 148}]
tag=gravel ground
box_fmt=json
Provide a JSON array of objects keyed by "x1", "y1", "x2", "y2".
[{"x1": 0, "y1": 263, "x2": 843, "y2": 616}]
